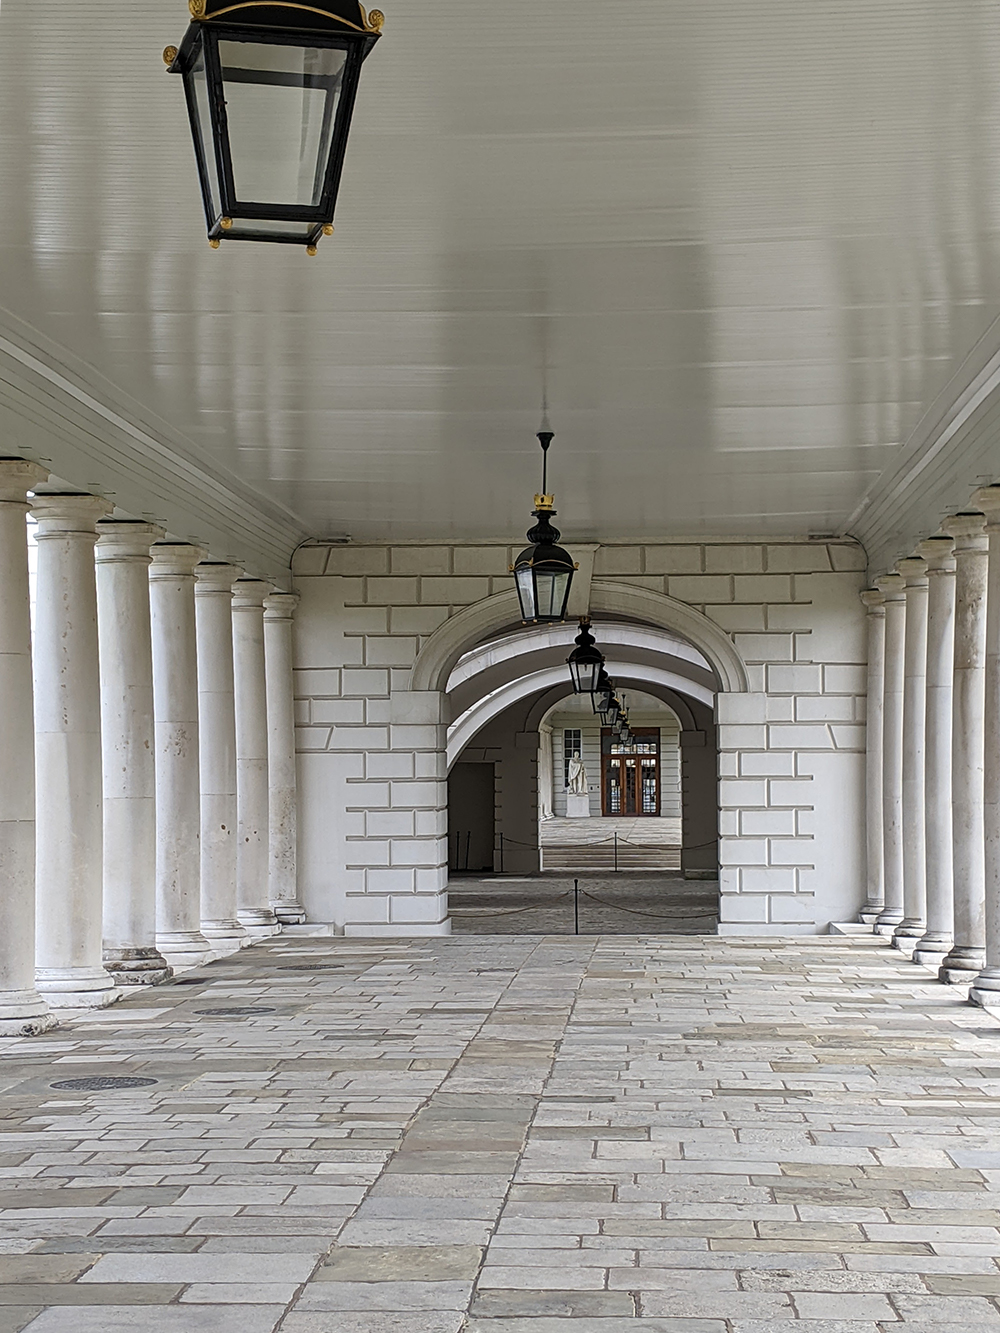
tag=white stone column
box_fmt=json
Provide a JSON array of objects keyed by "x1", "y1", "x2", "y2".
[
  {"x1": 912, "y1": 536, "x2": 956, "y2": 965},
  {"x1": 96, "y1": 521, "x2": 172, "y2": 985},
  {"x1": 149, "y1": 543, "x2": 212, "y2": 968},
  {"x1": 233, "y1": 578, "x2": 279, "y2": 937},
  {"x1": 875, "y1": 572, "x2": 906, "y2": 932},
  {"x1": 940, "y1": 512, "x2": 989, "y2": 983},
  {"x1": 194, "y1": 563, "x2": 246, "y2": 949},
  {"x1": 0, "y1": 461, "x2": 54, "y2": 1034},
  {"x1": 32, "y1": 492, "x2": 118, "y2": 1007},
  {"x1": 892, "y1": 555, "x2": 929, "y2": 950},
  {"x1": 859, "y1": 588, "x2": 886, "y2": 922},
  {"x1": 971, "y1": 485, "x2": 1000, "y2": 1005},
  {"x1": 264, "y1": 592, "x2": 305, "y2": 924}
]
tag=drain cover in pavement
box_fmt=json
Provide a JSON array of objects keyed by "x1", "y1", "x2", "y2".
[
  {"x1": 50, "y1": 1076, "x2": 158, "y2": 1091},
  {"x1": 193, "y1": 1006, "x2": 277, "y2": 1016},
  {"x1": 170, "y1": 978, "x2": 205, "y2": 986}
]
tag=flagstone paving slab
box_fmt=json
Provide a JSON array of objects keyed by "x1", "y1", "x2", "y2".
[{"x1": 0, "y1": 932, "x2": 998, "y2": 1330}]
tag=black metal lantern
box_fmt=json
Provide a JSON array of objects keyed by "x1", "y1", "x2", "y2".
[
  {"x1": 164, "y1": 0, "x2": 382, "y2": 250},
  {"x1": 592, "y1": 668, "x2": 614, "y2": 716},
  {"x1": 602, "y1": 691, "x2": 622, "y2": 726},
  {"x1": 567, "y1": 618, "x2": 604, "y2": 695},
  {"x1": 511, "y1": 432, "x2": 577, "y2": 624}
]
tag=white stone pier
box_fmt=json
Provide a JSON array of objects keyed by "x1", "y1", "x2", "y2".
[
  {"x1": 940, "y1": 513, "x2": 989, "y2": 984},
  {"x1": 264, "y1": 592, "x2": 305, "y2": 924},
  {"x1": 233, "y1": 578, "x2": 279, "y2": 938},
  {"x1": 0, "y1": 461, "x2": 53, "y2": 1033},
  {"x1": 912, "y1": 536, "x2": 955, "y2": 966},
  {"x1": 875, "y1": 572, "x2": 906, "y2": 932},
  {"x1": 96, "y1": 520, "x2": 172, "y2": 985},
  {"x1": 149, "y1": 543, "x2": 212, "y2": 968},
  {"x1": 194, "y1": 562, "x2": 247, "y2": 950},
  {"x1": 32, "y1": 492, "x2": 118, "y2": 1007}
]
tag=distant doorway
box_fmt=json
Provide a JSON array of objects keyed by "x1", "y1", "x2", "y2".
[
  {"x1": 601, "y1": 727, "x2": 660, "y2": 816},
  {"x1": 448, "y1": 761, "x2": 495, "y2": 871}
]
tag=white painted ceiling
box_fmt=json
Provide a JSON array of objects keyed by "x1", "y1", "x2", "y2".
[{"x1": 3, "y1": 0, "x2": 1000, "y2": 575}]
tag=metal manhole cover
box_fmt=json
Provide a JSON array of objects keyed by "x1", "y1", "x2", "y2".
[
  {"x1": 193, "y1": 1006, "x2": 277, "y2": 1016},
  {"x1": 50, "y1": 1076, "x2": 158, "y2": 1091}
]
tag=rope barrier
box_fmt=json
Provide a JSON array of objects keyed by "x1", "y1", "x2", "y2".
[
  {"x1": 449, "y1": 891, "x2": 572, "y2": 918},
  {"x1": 576, "y1": 887, "x2": 717, "y2": 921}
]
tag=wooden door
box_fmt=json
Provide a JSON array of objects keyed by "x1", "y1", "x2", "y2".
[{"x1": 601, "y1": 728, "x2": 660, "y2": 816}]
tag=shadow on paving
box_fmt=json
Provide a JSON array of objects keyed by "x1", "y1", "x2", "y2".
[{"x1": 446, "y1": 871, "x2": 719, "y2": 934}]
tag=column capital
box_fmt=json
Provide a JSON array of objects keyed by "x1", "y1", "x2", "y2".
[
  {"x1": 232, "y1": 578, "x2": 272, "y2": 610},
  {"x1": 0, "y1": 457, "x2": 48, "y2": 503},
  {"x1": 943, "y1": 510, "x2": 988, "y2": 549},
  {"x1": 859, "y1": 588, "x2": 885, "y2": 612},
  {"x1": 264, "y1": 592, "x2": 299, "y2": 621},
  {"x1": 895, "y1": 555, "x2": 928, "y2": 586},
  {"x1": 95, "y1": 520, "x2": 166, "y2": 564},
  {"x1": 916, "y1": 534, "x2": 955, "y2": 573},
  {"x1": 973, "y1": 484, "x2": 1000, "y2": 525},
  {"x1": 195, "y1": 561, "x2": 243, "y2": 594},
  {"x1": 31, "y1": 493, "x2": 112, "y2": 534},
  {"x1": 149, "y1": 542, "x2": 207, "y2": 578},
  {"x1": 875, "y1": 572, "x2": 905, "y2": 599}
]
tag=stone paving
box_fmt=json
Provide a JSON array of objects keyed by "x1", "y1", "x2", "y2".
[{"x1": 0, "y1": 932, "x2": 999, "y2": 1331}]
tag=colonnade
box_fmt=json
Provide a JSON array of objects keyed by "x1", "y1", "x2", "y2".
[
  {"x1": 862, "y1": 489, "x2": 1000, "y2": 1005},
  {"x1": 0, "y1": 461, "x2": 302, "y2": 1033}
]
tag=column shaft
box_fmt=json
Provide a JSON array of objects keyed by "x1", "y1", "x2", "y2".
[
  {"x1": 860, "y1": 589, "x2": 885, "y2": 921},
  {"x1": 33, "y1": 492, "x2": 117, "y2": 1007},
  {"x1": 233, "y1": 579, "x2": 278, "y2": 937},
  {"x1": 0, "y1": 461, "x2": 53, "y2": 1033},
  {"x1": 893, "y1": 556, "x2": 929, "y2": 948},
  {"x1": 96, "y1": 521, "x2": 171, "y2": 984},
  {"x1": 913, "y1": 537, "x2": 956, "y2": 964},
  {"x1": 195, "y1": 563, "x2": 246, "y2": 948},
  {"x1": 972, "y1": 485, "x2": 1000, "y2": 1004},
  {"x1": 149, "y1": 544, "x2": 211, "y2": 968},
  {"x1": 940, "y1": 513, "x2": 988, "y2": 982},
  {"x1": 875, "y1": 574, "x2": 906, "y2": 930},
  {"x1": 264, "y1": 592, "x2": 304, "y2": 924}
]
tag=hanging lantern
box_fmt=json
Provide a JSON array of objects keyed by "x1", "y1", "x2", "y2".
[
  {"x1": 592, "y1": 667, "x2": 615, "y2": 716},
  {"x1": 164, "y1": 0, "x2": 383, "y2": 251},
  {"x1": 567, "y1": 618, "x2": 604, "y2": 695},
  {"x1": 511, "y1": 431, "x2": 577, "y2": 624}
]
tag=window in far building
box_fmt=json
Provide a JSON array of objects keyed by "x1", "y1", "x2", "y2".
[{"x1": 563, "y1": 728, "x2": 582, "y2": 787}]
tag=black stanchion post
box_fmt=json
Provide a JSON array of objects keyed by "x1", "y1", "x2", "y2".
[
  {"x1": 614, "y1": 832, "x2": 618, "y2": 873},
  {"x1": 574, "y1": 878, "x2": 579, "y2": 935},
  {"x1": 499, "y1": 832, "x2": 504, "y2": 873},
  {"x1": 464, "y1": 830, "x2": 471, "y2": 871}
]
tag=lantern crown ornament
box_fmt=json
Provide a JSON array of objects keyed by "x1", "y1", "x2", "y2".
[
  {"x1": 511, "y1": 431, "x2": 577, "y2": 624},
  {"x1": 165, "y1": 0, "x2": 382, "y2": 250}
]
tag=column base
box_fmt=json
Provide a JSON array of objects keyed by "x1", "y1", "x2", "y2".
[
  {"x1": 912, "y1": 945, "x2": 950, "y2": 967},
  {"x1": 858, "y1": 909, "x2": 881, "y2": 926},
  {"x1": 970, "y1": 986, "x2": 1000, "y2": 1008},
  {"x1": 0, "y1": 989, "x2": 57, "y2": 1035},
  {"x1": 201, "y1": 919, "x2": 248, "y2": 945},
  {"x1": 156, "y1": 931, "x2": 213, "y2": 968},
  {"x1": 272, "y1": 902, "x2": 307, "y2": 925},
  {"x1": 103, "y1": 947, "x2": 173, "y2": 986},
  {"x1": 892, "y1": 918, "x2": 925, "y2": 943},
  {"x1": 238, "y1": 908, "x2": 281, "y2": 940},
  {"x1": 939, "y1": 947, "x2": 985, "y2": 984},
  {"x1": 35, "y1": 968, "x2": 119, "y2": 1009}
]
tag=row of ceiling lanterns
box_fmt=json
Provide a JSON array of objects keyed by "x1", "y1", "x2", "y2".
[{"x1": 510, "y1": 435, "x2": 635, "y2": 746}]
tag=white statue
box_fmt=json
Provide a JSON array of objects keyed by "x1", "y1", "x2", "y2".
[{"x1": 567, "y1": 750, "x2": 588, "y2": 795}]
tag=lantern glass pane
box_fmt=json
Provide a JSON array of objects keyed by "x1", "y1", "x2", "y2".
[
  {"x1": 188, "y1": 41, "x2": 222, "y2": 222},
  {"x1": 218, "y1": 39, "x2": 347, "y2": 206},
  {"x1": 535, "y1": 569, "x2": 569, "y2": 620},
  {"x1": 515, "y1": 566, "x2": 537, "y2": 621}
]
